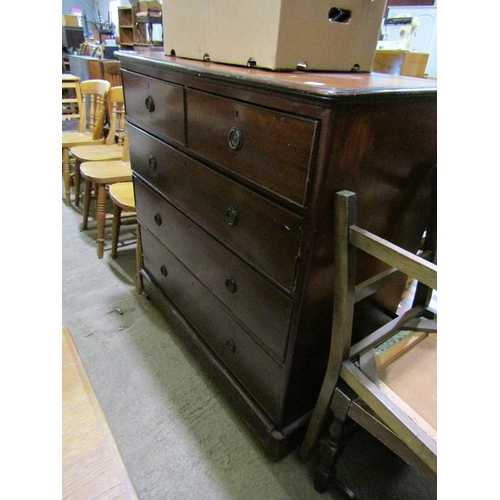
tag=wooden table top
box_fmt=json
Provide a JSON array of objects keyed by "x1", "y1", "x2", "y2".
[{"x1": 62, "y1": 327, "x2": 138, "y2": 499}]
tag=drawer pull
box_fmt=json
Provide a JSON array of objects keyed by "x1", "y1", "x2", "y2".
[
  {"x1": 145, "y1": 95, "x2": 155, "y2": 113},
  {"x1": 225, "y1": 338, "x2": 237, "y2": 353},
  {"x1": 228, "y1": 127, "x2": 243, "y2": 150},
  {"x1": 154, "y1": 213, "x2": 163, "y2": 226},
  {"x1": 148, "y1": 155, "x2": 157, "y2": 170},
  {"x1": 160, "y1": 265, "x2": 168, "y2": 277},
  {"x1": 225, "y1": 206, "x2": 239, "y2": 226},
  {"x1": 225, "y1": 276, "x2": 238, "y2": 293}
]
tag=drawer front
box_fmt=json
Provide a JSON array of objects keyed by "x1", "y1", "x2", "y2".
[
  {"x1": 141, "y1": 227, "x2": 283, "y2": 419},
  {"x1": 186, "y1": 89, "x2": 318, "y2": 206},
  {"x1": 122, "y1": 70, "x2": 185, "y2": 144},
  {"x1": 135, "y1": 179, "x2": 293, "y2": 361},
  {"x1": 130, "y1": 125, "x2": 303, "y2": 292}
]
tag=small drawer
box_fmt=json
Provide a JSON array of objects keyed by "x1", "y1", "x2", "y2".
[
  {"x1": 122, "y1": 70, "x2": 185, "y2": 144},
  {"x1": 130, "y1": 125, "x2": 303, "y2": 292},
  {"x1": 186, "y1": 89, "x2": 318, "y2": 206},
  {"x1": 141, "y1": 227, "x2": 283, "y2": 419},
  {"x1": 135, "y1": 179, "x2": 294, "y2": 362}
]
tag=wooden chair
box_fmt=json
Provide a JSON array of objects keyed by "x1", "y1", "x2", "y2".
[
  {"x1": 62, "y1": 79, "x2": 111, "y2": 206},
  {"x1": 70, "y1": 86, "x2": 126, "y2": 207},
  {"x1": 300, "y1": 190, "x2": 437, "y2": 495},
  {"x1": 80, "y1": 134, "x2": 133, "y2": 259},
  {"x1": 109, "y1": 182, "x2": 143, "y2": 294},
  {"x1": 62, "y1": 74, "x2": 82, "y2": 121}
]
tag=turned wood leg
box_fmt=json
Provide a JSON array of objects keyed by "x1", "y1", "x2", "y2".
[
  {"x1": 135, "y1": 225, "x2": 143, "y2": 295},
  {"x1": 62, "y1": 147, "x2": 71, "y2": 206},
  {"x1": 74, "y1": 160, "x2": 81, "y2": 207},
  {"x1": 314, "y1": 390, "x2": 356, "y2": 498},
  {"x1": 111, "y1": 203, "x2": 122, "y2": 259},
  {"x1": 96, "y1": 183, "x2": 107, "y2": 259},
  {"x1": 82, "y1": 180, "x2": 92, "y2": 230}
]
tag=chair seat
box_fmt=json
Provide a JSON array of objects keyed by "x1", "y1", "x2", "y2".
[
  {"x1": 80, "y1": 160, "x2": 132, "y2": 184},
  {"x1": 109, "y1": 182, "x2": 135, "y2": 212},
  {"x1": 71, "y1": 143, "x2": 124, "y2": 162},
  {"x1": 62, "y1": 131, "x2": 105, "y2": 149}
]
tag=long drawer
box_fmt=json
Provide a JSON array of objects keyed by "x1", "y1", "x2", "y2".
[
  {"x1": 122, "y1": 70, "x2": 185, "y2": 145},
  {"x1": 135, "y1": 178, "x2": 293, "y2": 362},
  {"x1": 130, "y1": 124, "x2": 303, "y2": 292},
  {"x1": 186, "y1": 89, "x2": 318, "y2": 206},
  {"x1": 141, "y1": 226, "x2": 283, "y2": 419}
]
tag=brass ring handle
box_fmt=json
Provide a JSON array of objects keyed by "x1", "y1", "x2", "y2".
[
  {"x1": 225, "y1": 206, "x2": 239, "y2": 226},
  {"x1": 145, "y1": 95, "x2": 155, "y2": 113},
  {"x1": 225, "y1": 276, "x2": 238, "y2": 293},
  {"x1": 148, "y1": 155, "x2": 157, "y2": 170},
  {"x1": 228, "y1": 127, "x2": 243, "y2": 150}
]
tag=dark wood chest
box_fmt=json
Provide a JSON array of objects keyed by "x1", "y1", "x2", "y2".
[{"x1": 117, "y1": 49, "x2": 437, "y2": 459}]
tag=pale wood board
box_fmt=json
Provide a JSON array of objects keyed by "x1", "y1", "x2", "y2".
[
  {"x1": 377, "y1": 335, "x2": 437, "y2": 433},
  {"x1": 62, "y1": 327, "x2": 138, "y2": 499}
]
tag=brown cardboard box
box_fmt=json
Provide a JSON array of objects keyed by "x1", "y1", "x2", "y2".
[
  {"x1": 62, "y1": 14, "x2": 79, "y2": 26},
  {"x1": 163, "y1": 0, "x2": 386, "y2": 71}
]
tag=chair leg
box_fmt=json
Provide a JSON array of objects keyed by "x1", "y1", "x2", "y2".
[
  {"x1": 314, "y1": 392, "x2": 355, "y2": 498},
  {"x1": 82, "y1": 180, "x2": 92, "y2": 230},
  {"x1": 111, "y1": 203, "x2": 122, "y2": 259},
  {"x1": 96, "y1": 183, "x2": 107, "y2": 259},
  {"x1": 74, "y1": 160, "x2": 81, "y2": 207},
  {"x1": 62, "y1": 147, "x2": 71, "y2": 206},
  {"x1": 135, "y1": 225, "x2": 143, "y2": 295}
]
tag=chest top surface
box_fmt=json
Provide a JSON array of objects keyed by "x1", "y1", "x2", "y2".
[{"x1": 117, "y1": 48, "x2": 437, "y2": 102}]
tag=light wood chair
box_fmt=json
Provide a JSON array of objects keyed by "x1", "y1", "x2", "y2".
[
  {"x1": 62, "y1": 79, "x2": 111, "y2": 206},
  {"x1": 80, "y1": 134, "x2": 133, "y2": 259},
  {"x1": 70, "y1": 86, "x2": 126, "y2": 207},
  {"x1": 62, "y1": 74, "x2": 82, "y2": 121},
  {"x1": 300, "y1": 190, "x2": 437, "y2": 495},
  {"x1": 109, "y1": 182, "x2": 143, "y2": 294}
]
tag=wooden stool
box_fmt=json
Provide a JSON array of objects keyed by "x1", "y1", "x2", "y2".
[
  {"x1": 62, "y1": 74, "x2": 82, "y2": 121},
  {"x1": 109, "y1": 182, "x2": 143, "y2": 294}
]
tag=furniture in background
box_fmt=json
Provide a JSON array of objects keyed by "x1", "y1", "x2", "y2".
[
  {"x1": 80, "y1": 134, "x2": 133, "y2": 259},
  {"x1": 109, "y1": 182, "x2": 143, "y2": 294},
  {"x1": 62, "y1": 79, "x2": 111, "y2": 206},
  {"x1": 117, "y1": 49, "x2": 437, "y2": 460},
  {"x1": 62, "y1": 25, "x2": 85, "y2": 54},
  {"x1": 70, "y1": 86, "x2": 127, "y2": 206},
  {"x1": 68, "y1": 55, "x2": 122, "y2": 88},
  {"x1": 117, "y1": 6, "x2": 135, "y2": 50},
  {"x1": 118, "y1": 2, "x2": 162, "y2": 50},
  {"x1": 300, "y1": 189, "x2": 437, "y2": 494},
  {"x1": 62, "y1": 74, "x2": 82, "y2": 121},
  {"x1": 372, "y1": 50, "x2": 430, "y2": 78},
  {"x1": 62, "y1": 326, "x2": 138, "y2": 498}
]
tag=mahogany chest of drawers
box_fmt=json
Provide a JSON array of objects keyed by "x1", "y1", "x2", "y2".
[{"x1": 117, "y1": 49, "x2": 437, "y2": 459}]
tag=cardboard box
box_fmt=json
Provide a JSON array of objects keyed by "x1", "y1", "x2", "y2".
[
  {"x1": 62, "y1": 14, "x2": 79, "y2": 26},
  {"x1": 163, "y1": 0, "x2": 386, "y2": 71}
]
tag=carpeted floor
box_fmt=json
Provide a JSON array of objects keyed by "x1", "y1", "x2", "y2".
[{"x1": 61, "y1": 119, "x2": 437, "y2": 499}]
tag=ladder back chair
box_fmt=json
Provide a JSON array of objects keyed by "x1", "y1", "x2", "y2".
[
  {"x1": 62, "y1": 79, "x2": 111, "y2": 206},
  {"x1": 70, "y1": 86, "x2": 127, "y2": 206},
  {"x1": 300, "y1": 189, "x2": 437, "y2": 496}
]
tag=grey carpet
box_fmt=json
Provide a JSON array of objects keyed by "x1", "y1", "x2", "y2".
[{"x1": 61, "y1": 134, "x2": 437, "y2": 499}]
